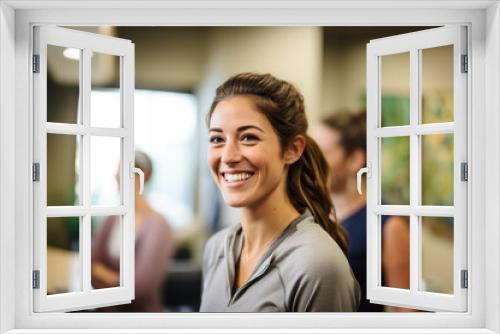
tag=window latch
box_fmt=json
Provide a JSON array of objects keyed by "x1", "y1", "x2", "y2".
[
  {"x1": 356, "y1": 162, "x2": 371, "y2": 195},
  {"x1": 129, "y1": 162, "x2": 145, "y2": 195}
]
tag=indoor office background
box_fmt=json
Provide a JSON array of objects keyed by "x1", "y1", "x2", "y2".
[{"x1": 45, "y1": 26, "x2": 453, "y2": 312}]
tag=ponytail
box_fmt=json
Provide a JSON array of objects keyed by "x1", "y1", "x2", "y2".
[{"x1": 287, "y1": 135, "x2": 349, "y2": 256}]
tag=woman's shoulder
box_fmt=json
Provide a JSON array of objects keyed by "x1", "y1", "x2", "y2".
[
  {"x1": 292, "y1": 217, "x2": 343, "y2": 253},
  {"x1": 279, "y1": 217, "x2": 351, "y2": 277}
]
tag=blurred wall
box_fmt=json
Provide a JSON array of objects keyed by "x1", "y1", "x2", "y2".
[
  {"x1": 321, "y1": 27, "x2": 437, "y2": 114},
  {"x1": 118, "y1": 27, "x2": 208, "y2": 92}
]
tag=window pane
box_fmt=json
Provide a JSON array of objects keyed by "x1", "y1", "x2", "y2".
[
  {"x1": 422, "y1": 134, "x2": 454, "y2": 206},
  {"x1": 380, "y1": 52, "x2": 410, "y2": 127},
  {"x1": 91, "y1": 136, "x2": 121, "y2": 206},
  {"x1": 421, "y1": 45, "x2": 454, "y2": 124},
  {"x1": 47, "y1": 134, "x2": 81, "y2": 206},
  {"x1": 91, "y1": 215, "x2": 121, "y2": 289},
  {"x1": 47, "y1": 217, "x2": 81, "y2": 295},
  {"x1": 47, "y1": 45, "x2": 81, "y2": 124},
  {"x1": 381, "y1": 215, "x2": 410, "y2": 290},
  {"x1": 381, "y1": 136, "x2": 410, "y2": 205},
  {"x1": 421, "y1": 216, "x2": 454, "y2": 294},
  {"x1": 91, "y1": 53, "x2": 121, "y2": 128}
]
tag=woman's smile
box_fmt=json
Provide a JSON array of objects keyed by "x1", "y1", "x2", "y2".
[{"x1": 221, "y1": 171, "x2": 255, "y2": 185}]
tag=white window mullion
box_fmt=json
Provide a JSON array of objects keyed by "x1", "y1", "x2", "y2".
[
  {"x1": 46, "y1": 206, "x2": 86, "y2": 217},
  {"x1": 366, "y1": 44, "x2": 379, "y2": 295},
  {"x1": 409, "y1": 48, "x2": 420, "y2": 293},
  {"x1": 121, "y1": 48, "x2": 135, "y2": 298},
  {"x1": 81, "y1": 48, "x2": 92, "y2": 294},
  {"x1": 81, "y1": 215, "x2": 91, "y2": 294},
  {"x1": 46, "y1": 123, "x2": 128, "y2": 137},
  {"x1": 89, "y1": 127, "x2": 128, "y2": 137},
  {"x1": 46, "y1": 123, "x2": 86, "y2": 135},
  {"x1": 46, "y1": 206, "x2": 127, "y2": 217},
  {"x1": 374, "y1": 205, "x2": 454, "y2": 217},
  {"x1": 90, "y1": 206, "x2": 127, "y2": 216},
  {"x1": 77, "y1": 52, "x2": 85, "y2": 294},
  {"x1": 374, "y1": 122, "x2": 454, "y2": 138}
]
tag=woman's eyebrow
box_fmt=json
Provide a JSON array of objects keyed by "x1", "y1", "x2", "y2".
[
  {"x1": 208, "y1": 125, "x2": 264, "y2": 133},
  {"x1": 236, "y1": 125, "x2": 264, "y2": 133}
]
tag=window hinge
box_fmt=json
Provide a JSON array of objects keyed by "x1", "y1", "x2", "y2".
[
  {"x1": 461, "y1": 54, "x2": 468, "y2": 73},
  {"x1": 33, "y1": 163, "x2": 40, "y2": 182},
  {"x1": 32, "y1": 270, "x2": 40, "y2": 289},
  {"x1": 461, "y1": 269, "x2": 468, "y2": 289},
  {"x1": 32, "y1": 55, "x2": 40, "y2": 73},
  {"x1": 461, "y1": 162, "x2": 468, "y2": 182}
]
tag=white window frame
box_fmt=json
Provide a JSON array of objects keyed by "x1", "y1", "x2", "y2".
[
  {"x1": 33, "y1": 26, "x2": 136, "y2": 312},
  {"x1": 0, "y1": 1, "x2": 499, "y2": 333},
  {"x1": 366, "y1": 26, "x2": 468, "y2": 312}
]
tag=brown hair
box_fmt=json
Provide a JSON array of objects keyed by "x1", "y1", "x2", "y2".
[
  {"x1": 206, "y1": 73, "x2": 349, "y2": 256},
  {"x1": 320, "y1": 110, "x2": 366, "y2": 156}
]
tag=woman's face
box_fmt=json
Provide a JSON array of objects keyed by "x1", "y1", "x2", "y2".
[{"x1": 207, "y1": 95, "x2": 288, "y2": 209}]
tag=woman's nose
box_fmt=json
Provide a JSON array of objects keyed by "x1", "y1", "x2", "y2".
[{"x1": 221, "y1": 141, "x2": 241, "y2": 164}]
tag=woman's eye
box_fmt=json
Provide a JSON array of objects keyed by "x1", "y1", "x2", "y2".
[
  {"x1": 241, "y1": 134, "x2": 258, "y2": 142},
  {"x1": 209, "y1": 136, "x2": 223, "y2": 144}
]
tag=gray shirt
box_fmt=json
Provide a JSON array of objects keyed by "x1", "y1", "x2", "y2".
[{"x1": 200, "y1": 211, "x2": 361, "y2": 312}]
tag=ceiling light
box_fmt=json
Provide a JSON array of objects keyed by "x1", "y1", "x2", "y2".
[{"x1": 63, "y1": 48, "x2": 80, "y2": 60}]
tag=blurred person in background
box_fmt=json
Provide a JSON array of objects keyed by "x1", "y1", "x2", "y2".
[
  {"x1": 311, "y1": 111, "x2": 413, "y2": 312},
  {"x1": 91, "y1": 150, "x2": 175, "y2": 312}
]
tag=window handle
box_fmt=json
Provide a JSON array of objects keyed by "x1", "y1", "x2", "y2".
[
  {"x1": 130, "y1": 162, "x2": 145, "y2": 195},
  {"x1": 356, "y1": 162, "x2": 371, "y2": 195}
]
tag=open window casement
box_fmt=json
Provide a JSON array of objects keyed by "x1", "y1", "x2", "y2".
[
  {"x1": 365, "y1": 26, "x2": 467, "y2": 312},
  {"x1": 33, "y1": 26, "x2": 137, "y2": 312}
]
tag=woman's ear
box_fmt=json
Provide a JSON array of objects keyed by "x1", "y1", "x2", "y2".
[{"x1": 284, "y1": 134, "x2": 306, "y2": 165}]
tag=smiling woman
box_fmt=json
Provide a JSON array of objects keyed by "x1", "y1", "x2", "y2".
[{"x1": 201, "y1": 73, "x2": 360, "y2": 312}]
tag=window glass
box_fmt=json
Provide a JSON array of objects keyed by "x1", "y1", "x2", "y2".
[
  {"x1": 47, "y1": 45, "x2": 81, "y2": 124},
  {"x1": 422, "y1": 134, "x2": 454, "y2": 206},
  {"x1": 381, "y1": 136, "x2": 410, "y2": 205},
  {"x1": 90, "y1": 136, "x2": 121, "y2": 206},
  {"x1": 421, "y1": 216, "x2": 454, "y2": 294},
  {"x1": 421, "y1": 45, "x2": 454, "y2": 124},
  {"x1": 91, "y1": 215, "x2": 121, "y2": 289},
  {"x1": 47, "y1": 134, "x2": 81, "y2": 206},
  {"x1": 91, "y1": 53, "x2": 121, "y2": 128},
  {"x1": 381, "y1": 52, "x2": 410, "y2": 127},
  {"x1": 381, "y1": 215, "x2": 410, "y2": 290},
  {"x1": 47, "y1": 217, "x2": 81, "y2": 294}
]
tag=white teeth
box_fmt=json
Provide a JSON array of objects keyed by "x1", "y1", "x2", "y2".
[{"x1": 224, "y1": 172, "x2": 253, "y2": 183}]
